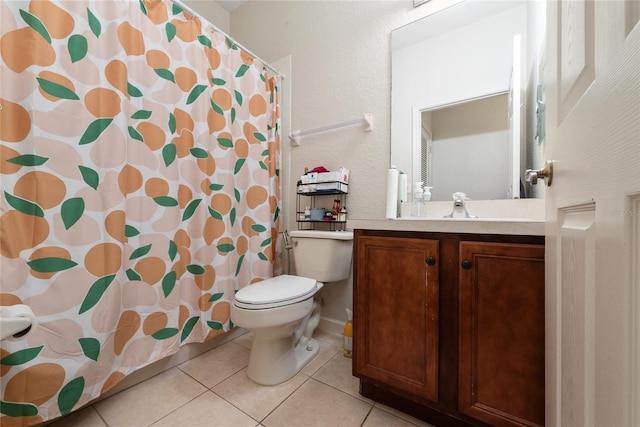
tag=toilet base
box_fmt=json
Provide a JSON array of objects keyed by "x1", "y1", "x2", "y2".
[{"x1": 247, "y1": 335, "x2": 320, "y2": 386}]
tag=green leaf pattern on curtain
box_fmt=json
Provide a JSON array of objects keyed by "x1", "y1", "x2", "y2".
[{"x1": 0, "y1": 1, "x2": 281, "y2": 423}]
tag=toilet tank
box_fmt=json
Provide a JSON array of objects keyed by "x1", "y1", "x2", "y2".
[{"x1": 289, "y1": 230, "x2": 353, "y2": 282}]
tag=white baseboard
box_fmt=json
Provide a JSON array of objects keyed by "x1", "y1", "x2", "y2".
[{"x1": 318, "y1": 316, "x2": 344, "y2": 336}]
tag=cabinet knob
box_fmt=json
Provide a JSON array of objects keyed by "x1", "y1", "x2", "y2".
[
  {"x1": 461, "y1": 260, "x2": 472, "y2": 270},
  {"x1": 426, "y1": 256, "x2": 436, "y2": 266}
]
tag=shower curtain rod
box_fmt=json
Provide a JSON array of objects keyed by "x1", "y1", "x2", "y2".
[
  {"x1": 289, "y1": 113, "x2": 373, "y2": 146},
  {"x1": 171, "y1": 0, "x2": 284, "y2": 79}
]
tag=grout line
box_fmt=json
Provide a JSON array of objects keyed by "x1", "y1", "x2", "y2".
[
  {"x1": 145, "y1": 389, "x2": 210, "y2": 427},
  {"x1": 257, "y1": 372, "x2": 314, "y2": 424},
  {"x1": 256, "y1": 340, "x2": 342, "y2": 424},
  {"x1": 209, "y1": 384, "x2": 262, "y2": 425},
  {"x1": 360, "y1": 405, "x2": 375, "y2": 427},
  {"x1": 92, "y1": 404, "x2": 109, "y2": 427}
]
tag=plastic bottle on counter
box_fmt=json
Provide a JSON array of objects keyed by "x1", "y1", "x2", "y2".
[
  {"x1": 423, "y1": 186, "x2": 433, "y2": 202},
  {"x1": 412, "y1": 182, "x2": 425, "y2": 217},
  {"x1": 343, "y1": 309, "x2": 353, "y2": 358}
]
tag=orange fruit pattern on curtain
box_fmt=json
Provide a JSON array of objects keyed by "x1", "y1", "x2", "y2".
[{"x1": 0, "y1": 0, "x2": 281, "y2": 424}]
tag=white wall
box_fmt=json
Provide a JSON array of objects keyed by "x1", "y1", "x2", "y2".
[{"x1": 183, "y1": 0, "x2": 230, "y2": 33}]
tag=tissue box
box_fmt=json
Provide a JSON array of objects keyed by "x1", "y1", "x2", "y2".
[
  {"x1": 301, "y1": 167, "x2": 349, "y2": 184},
  {"x1": 315, "y1": 182, "x2": 348, "y2": 192},
  {"x1": 297, "y1": 182, "x2": 348, "y2": 193}
]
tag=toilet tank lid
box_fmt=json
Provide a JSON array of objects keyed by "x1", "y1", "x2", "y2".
[
  {"x1": 289, "y1": 230, "x2": 353, "y2": 240},
  {"x1": 235, "y1": 275, "x2": 317, "y2": 305}
]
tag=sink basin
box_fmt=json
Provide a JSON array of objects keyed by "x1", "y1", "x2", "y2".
[{"x1": 400, "y1": 198, "x2": 544, "y2": 221}]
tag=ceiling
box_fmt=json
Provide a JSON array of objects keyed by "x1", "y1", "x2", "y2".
[{"x1": 216, "y1": 0, "x2": 247, "y2": 12}]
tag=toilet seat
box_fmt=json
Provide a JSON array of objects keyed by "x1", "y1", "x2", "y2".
[{"x1": 234, "y1": 275, "x2": 318, "y2": 309}]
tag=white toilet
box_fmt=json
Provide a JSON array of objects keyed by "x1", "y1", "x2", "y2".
[{"x1": 231, "y1": 230, "x2": 353, "y2": 385}]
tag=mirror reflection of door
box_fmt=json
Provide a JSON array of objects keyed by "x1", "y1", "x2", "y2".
[{"x1": 420, "y1": 93, "x2": 510, "y2": 201}]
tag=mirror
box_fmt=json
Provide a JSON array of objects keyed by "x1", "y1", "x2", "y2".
[
  {"x1": 391, "y1": 0, "x2": 547, "y2": 201},
  {"x1": 421, "y1": 92, "x2": 514, "y2": 201}
]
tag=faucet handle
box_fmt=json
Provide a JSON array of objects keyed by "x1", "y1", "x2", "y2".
[
  {"x1": 452, "y1": 192, "x2": 470, "y2": 201},
  {"x1": 446, "y1": 192, "x2": 477, "y2": 218}
]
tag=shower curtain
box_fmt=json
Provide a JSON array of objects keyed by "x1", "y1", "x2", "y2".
[{"x1": 0, "y1": 0, "x2": 281, "y2": 425}]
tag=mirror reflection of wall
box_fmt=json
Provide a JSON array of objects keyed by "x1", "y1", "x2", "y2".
[{"x1": 422, "y1": 93, "x2": 510, "y2": 201}]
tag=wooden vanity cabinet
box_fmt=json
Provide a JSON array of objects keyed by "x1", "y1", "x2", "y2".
[
  {"x1": 353, "y1": 236, "x2": 440, "y2": 402},
  {"x1": 458, "y1": 241, "x2": 545, "y2": 427},
  {"x1": 353, "y1": 230, "x2": 545, "y2": 427}
]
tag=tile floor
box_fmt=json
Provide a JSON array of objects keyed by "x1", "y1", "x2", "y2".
[{"x1": 47, "y1": 330, "x2": 434, "y2": 427}]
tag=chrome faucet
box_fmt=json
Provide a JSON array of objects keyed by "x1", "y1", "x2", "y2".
[{"x1": 444, "y1": 192, "x2": 477, "y2": 218}]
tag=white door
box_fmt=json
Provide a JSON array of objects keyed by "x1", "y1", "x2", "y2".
[{"x1": 545, "y1": 1, "x2": 640, "y2": 426}]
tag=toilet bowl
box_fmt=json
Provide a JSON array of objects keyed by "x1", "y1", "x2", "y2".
[
  {"x1": 231, "y1": 275, "x2": 323, "y2": 385},
  {"x1": 231, "y1": 230, "x2": 353, "y2": 385}
]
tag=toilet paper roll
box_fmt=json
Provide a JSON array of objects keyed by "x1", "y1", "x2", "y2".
[
  {"x1": 385, "y1": 167, "x2": 398, "y2": 219},
  {"x1": 0, "y1": 304, "x2": 37, "y2": 342}
]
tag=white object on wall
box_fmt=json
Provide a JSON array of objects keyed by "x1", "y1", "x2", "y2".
[
  {"x1": 0, "y1": 305, "x2": 37, "y2": 341},
  {"x1": 289, "y1": 114, "x2": 373, "y2": 146}
]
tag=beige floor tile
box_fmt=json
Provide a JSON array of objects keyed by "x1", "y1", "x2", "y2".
[
  {"x1": 300, "y1": 339, "x2": 340, "y2": 376},
  {"x1": 363, "y1": 406, "x2": 428, "y2": 427},
  {"x1": 213, "y1": 368, "x2": 309, "y2": 421},
  {"x1": 233, "y1": 330, "x2": 254, "y2": 350},
  {"x1": 374, "y1": 403, "x2": 436, "y2": 427},
  {"x1": 314, "y1": 329, "x2": 343, "y2": 348},
  {"x1": 93, "y1": 367, "x2": 207, "y2": 426},
  {"x1": 262, "y1": 379, "x2": 372, "y2": 427},
  {"x1": 312, "y1": 352, "x2": 372, "y2": 403},
  {"x1": 151, "y1": 390, "x2": 258, "y2": 427},
  {"x1": 178, "y1": 341, "x2": 250, "y2": 388},
  {"x1": 48, "y1": 405, "x2": 107, "y2": 427}
]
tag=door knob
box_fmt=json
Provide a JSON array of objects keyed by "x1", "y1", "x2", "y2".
[{"x1": 525, "y1": 161, "x2": 553, "y2": 186}]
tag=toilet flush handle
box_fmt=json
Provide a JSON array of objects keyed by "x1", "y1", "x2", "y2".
[{"x1": 280, "y1": 230, "x2": 295, "y2": 250}]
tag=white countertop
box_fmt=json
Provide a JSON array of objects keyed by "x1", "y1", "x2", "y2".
[{"x1": 348, "y1": 199, "x2": 545, "y2": 236}]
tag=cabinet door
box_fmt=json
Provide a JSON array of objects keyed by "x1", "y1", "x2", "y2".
[
  {"x1": 458, "y1": 242, "x2": 544, "y2": 427},
  {"x1": 354, "y1": 235, "x2": 439, "y2": 402}
]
